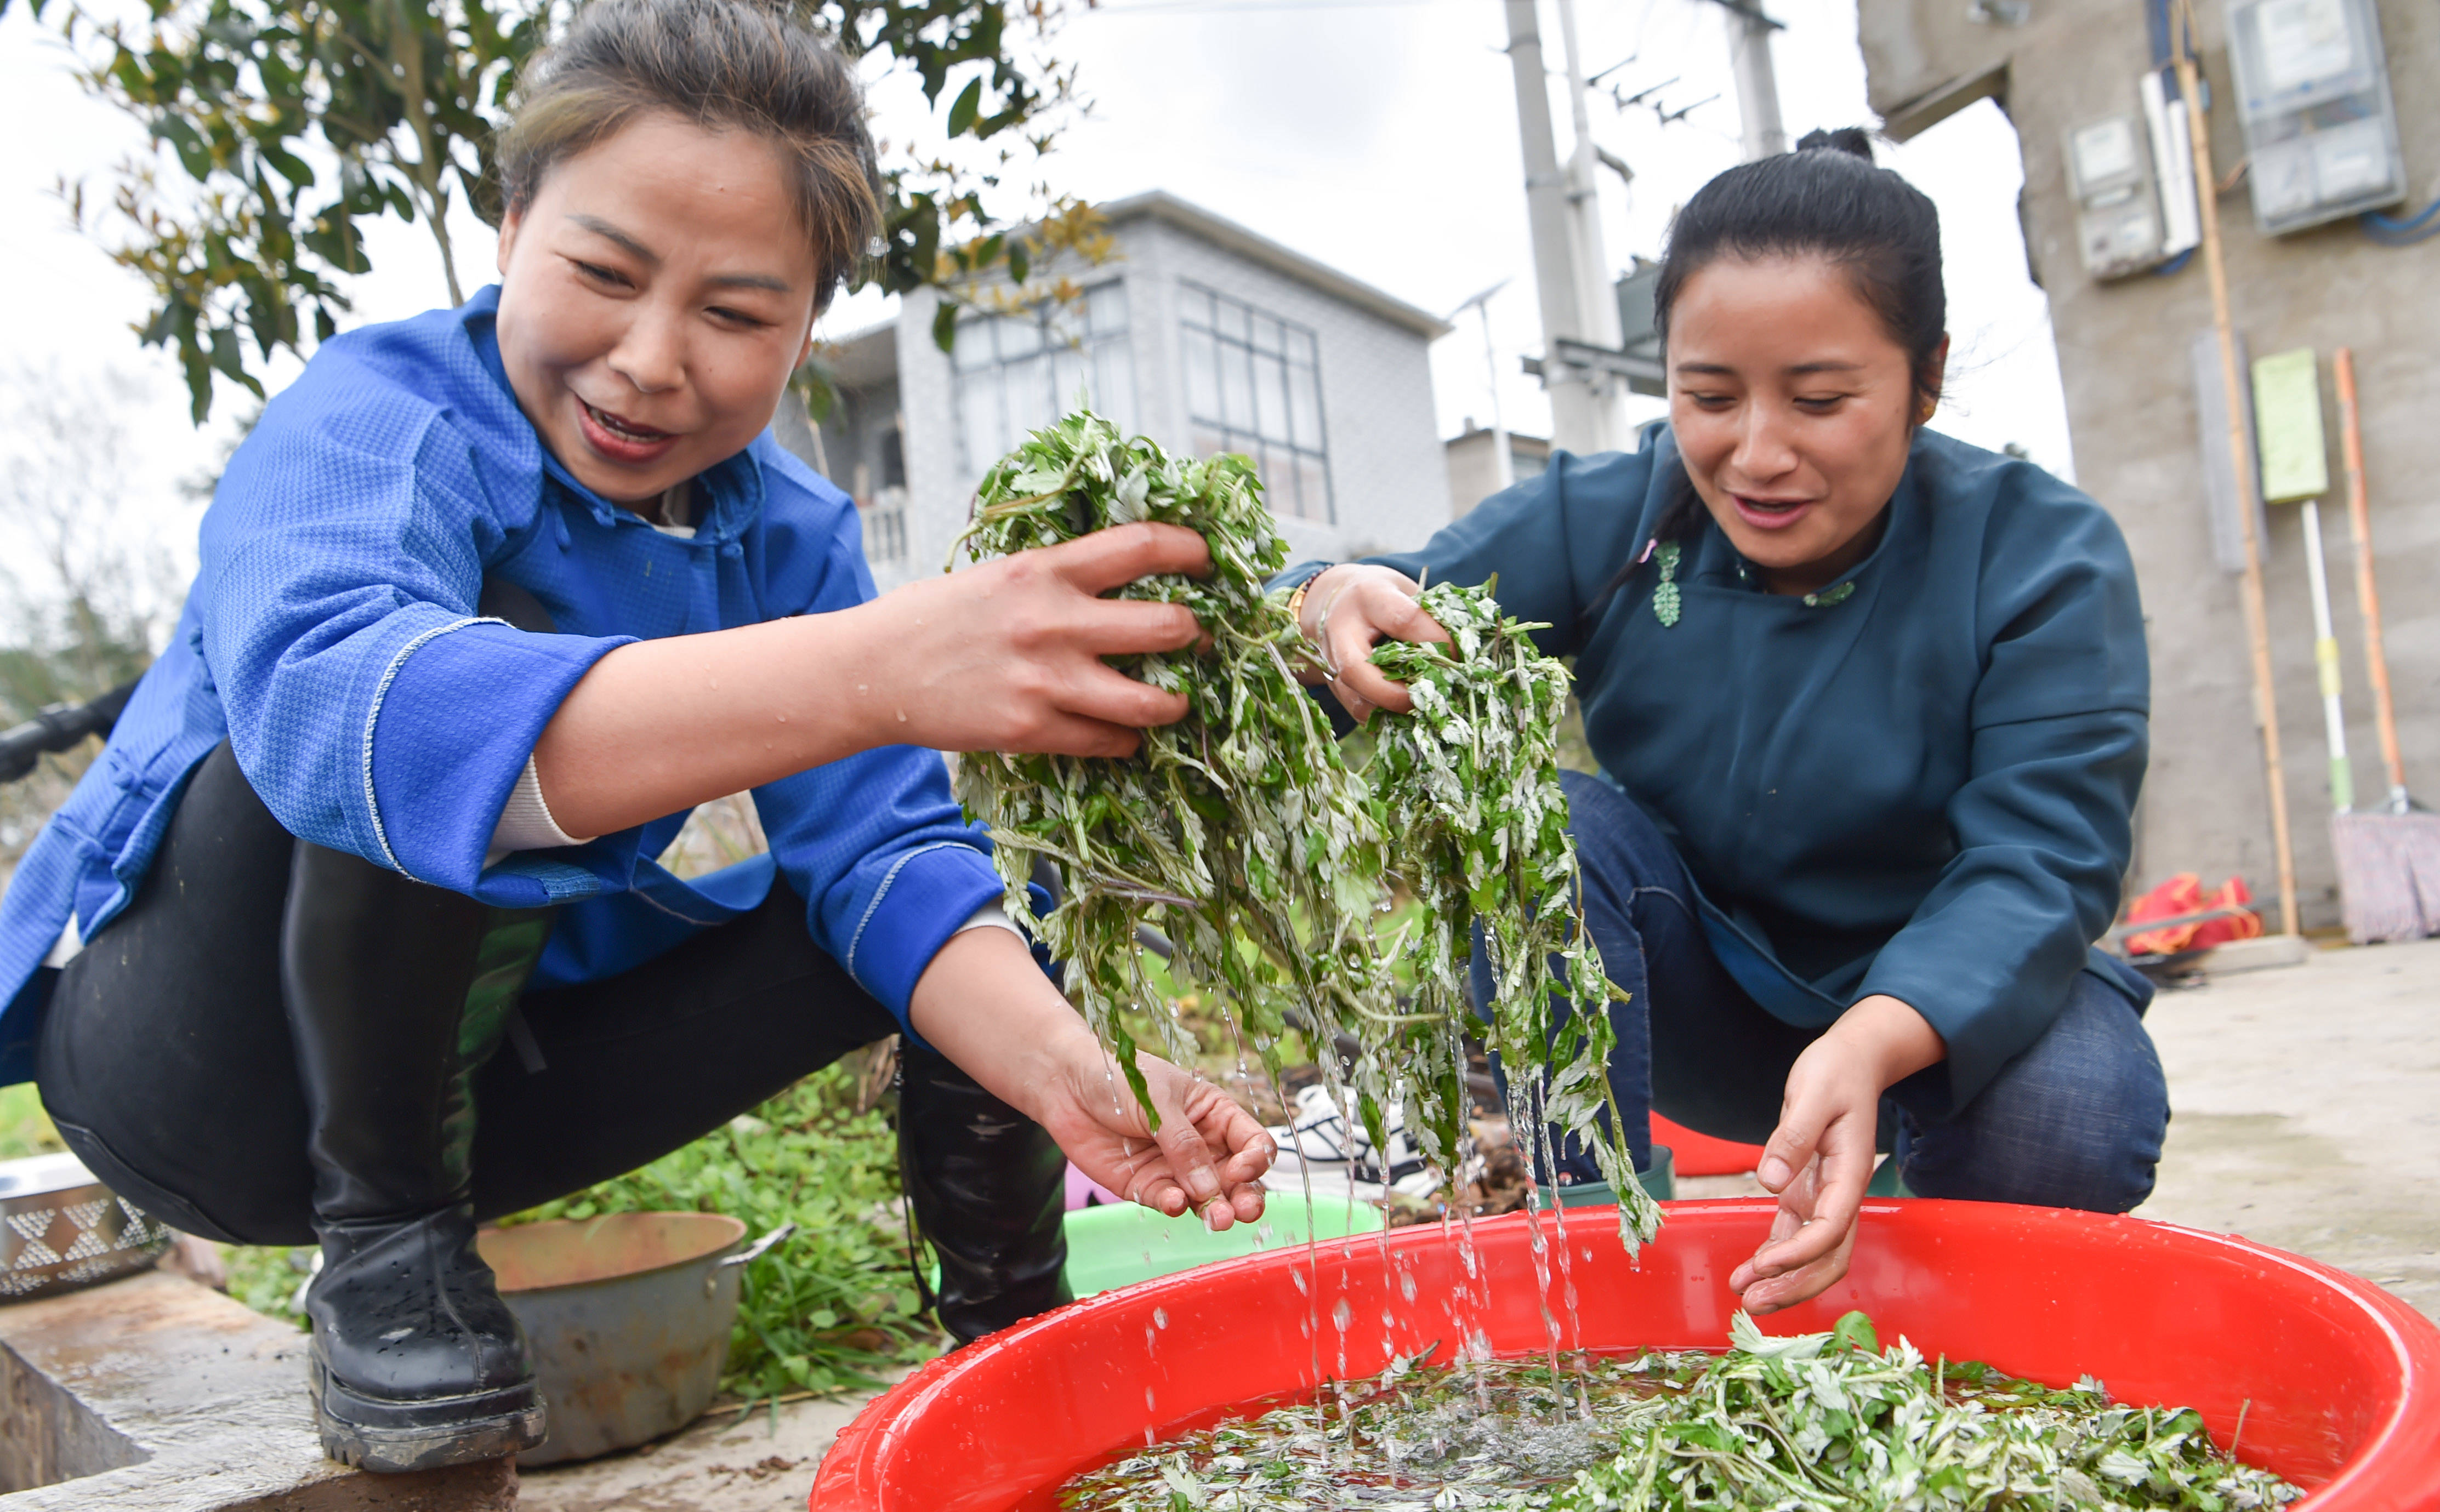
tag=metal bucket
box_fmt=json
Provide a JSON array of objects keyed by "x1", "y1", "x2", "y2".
[
  {"x1": 0, "y1": 1151, "x2": 173, "y2": 1300},
  {"x1": 476, "y1": 1212, "x2": 791, "y2": 1467}
]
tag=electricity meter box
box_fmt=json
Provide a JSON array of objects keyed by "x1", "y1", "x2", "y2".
[
  {"x1": 2225, "y1": 0, "x2": 2405, "y2": 235},
  {"x1": 2065, "y1": 114, "x2": 2168, "y2": 278}
]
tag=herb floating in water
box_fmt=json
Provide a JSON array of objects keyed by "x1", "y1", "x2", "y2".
[
  {"x1": 952, "y1": 412, "x2": 1657, "y2": 1250},
  {"x1": 1057, "y1": 1311, "x2": 2305, "y2": 1510}
]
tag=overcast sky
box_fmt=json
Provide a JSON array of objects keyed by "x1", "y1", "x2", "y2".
[{"x1": 0, "y1": 0, "x2": 2075, "y2": 583}]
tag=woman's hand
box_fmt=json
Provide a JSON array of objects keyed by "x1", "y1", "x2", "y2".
[
  {"x1": 859, "y1": 522, "x2": 1213, "y2": 757},
  {"x1": 906, "y1": 927, "x2": 1274, "y2": 1231},
  {"x1": 1728, "y1": 994, "x2": 1944, "y2": 1314},
  {"x1": 1032, "y1": 1053, "x2": 1275, "y2": 1231},
  {"x1": 1292, "y1": 564, "x2": 1451, "y2": 721},
  {"x1": 536, "y1": 522, "x2": 1211, "y2": 838}
]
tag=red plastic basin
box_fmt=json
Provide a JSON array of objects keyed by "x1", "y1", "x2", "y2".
[
  {"x1": 811, "y1": 1199, "x2": 2440, "y2": 1510},
  {"x1": 1652, "y1": 1112, "x2": 1768, "y2": 1177}
]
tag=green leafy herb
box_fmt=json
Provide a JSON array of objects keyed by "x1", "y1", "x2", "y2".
[
  {"x1": 1371, "y1": 581, "x2": 1652, "y2": 1245},
  {"x1": 953, "y1": 411, "x2": 1655, "y2": 1252},
  {"x1": 953, "y1": 413, "x2": 1397, "y2": 1143},
  {"x1": 1554, "y1": 1311, "x2": 2304, "y2": 1511}
]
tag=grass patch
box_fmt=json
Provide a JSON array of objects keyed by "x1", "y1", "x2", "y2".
[{"x1": 0, "y1": 1081, "x2": 64, "y2": 1160}]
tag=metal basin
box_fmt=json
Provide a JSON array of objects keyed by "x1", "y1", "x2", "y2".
[
  {"x1": 477, "y1": 1211, "x2": 786, "y2": 1467},
  {"x1": 0, "y1": 1151, "x2": 172, "y2": 1301}
]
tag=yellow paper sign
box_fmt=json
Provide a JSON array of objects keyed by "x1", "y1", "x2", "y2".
[{"x1": 2251, "y1": 347, "x2": 2329, "y2": 504}]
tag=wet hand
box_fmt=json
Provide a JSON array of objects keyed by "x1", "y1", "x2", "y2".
[
  {"x1": 863, "y1": 522, "x2": 1212, "y2": 757},
  {"x1": 1292, "y1": 564, "x2": 1451, "y2": 721},
  {"x1": 1729, "y1": 996, "x2": 1944, "y2": 1314},
  {"x1": 1036, "y1": 1052, "x2": 1275, "y2": 1233}
]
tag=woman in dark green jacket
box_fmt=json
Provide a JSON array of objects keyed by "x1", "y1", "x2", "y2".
[{"x1": 1289, "y1": 129, "x2": 2163, "y2": 1315}]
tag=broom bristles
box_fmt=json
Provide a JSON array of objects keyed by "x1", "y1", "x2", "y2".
[{"x1": 2331, "y1": 811, "x2": 2440, "y2": 944}]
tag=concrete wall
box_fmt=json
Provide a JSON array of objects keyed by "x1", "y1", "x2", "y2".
[
  {"x1": 1859, "y1": 0, "x2": 2440, "y2": 927},
  {"x1": 1446, "y1": 427, "x2": 1551, "y2": 518},
  {"x1": 887, "y1": 286, "x2": 965, "y2": 596}
]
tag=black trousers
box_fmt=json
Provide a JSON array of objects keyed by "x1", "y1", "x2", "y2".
[{"x1": 37, "y1": 742, "x2": 905, "y2": 1247}]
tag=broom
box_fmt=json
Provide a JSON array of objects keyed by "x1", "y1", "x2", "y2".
[{"x1": 2328, "y1": 348, "x2": 2440, "y2": 943}]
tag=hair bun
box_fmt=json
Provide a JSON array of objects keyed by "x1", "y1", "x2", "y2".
[{"x1": 1795, "y1": 127, "x2": 1876, "y2": 161}]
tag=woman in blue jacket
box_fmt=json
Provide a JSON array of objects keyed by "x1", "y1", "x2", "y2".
[
  {"x1": 0, "y1": 0, "x2": 1269, "y2": 1473},
  {"x1": 1290, "y1": 130, "x2": 2165, "y2": 1316}
]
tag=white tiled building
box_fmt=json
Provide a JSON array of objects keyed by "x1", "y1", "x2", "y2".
[{"x1": 772, "y1": 192, "x2": 1454, "y2": 592}]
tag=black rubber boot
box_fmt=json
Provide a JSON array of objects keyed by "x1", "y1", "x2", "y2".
[
  {"x1": 897, "y1": 1039, "x2": 1073, "y2": 1345},
  {"x1": 283, "y1": 841, "x2": 551, "y2": 1471}
]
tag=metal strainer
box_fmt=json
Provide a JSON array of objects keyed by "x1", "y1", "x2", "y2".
[{"x1": 1, "y1": 1151, "x2": 173, "y2": 1300}]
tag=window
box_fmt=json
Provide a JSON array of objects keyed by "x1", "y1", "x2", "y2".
[
  {"x1": 879, "y1": 422, "x2": 907, "y2": 490},
  {"x1": 954, "y1": 282, "x2": 1136, "y2": 477},
  {"x1": 863, "y1": 489, "x2": 908, "y2": 563},
  {"x1": 1179, "y1": 284, "x2": 1332, "y2": 522}
]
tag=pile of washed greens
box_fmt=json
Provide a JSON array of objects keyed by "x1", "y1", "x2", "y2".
[{"x1": 1057, "y1": 1311, "x2": 2302, "y2": 1511}]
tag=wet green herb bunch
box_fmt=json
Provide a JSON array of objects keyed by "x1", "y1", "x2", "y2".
[
  {"x1": 951, "y1": 412, "x2": 1401, "y2": 1148},
  {"x1": 1372, "y1": 584, "x2": 1654, "y2": 1248},
  {"x1": 953, "y1": 412, "x2": 1655, "y2": 1252}
]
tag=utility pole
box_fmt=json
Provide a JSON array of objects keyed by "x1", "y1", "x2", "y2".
[
  {"x1": 1556, "y1": 0, "x2": 1626, "y2": 363},
  {"x1": 1503, "y1": 0, "x2": 1622, "y2": 455},
  {"x1": 1449, "y1": 281, "x2": 1516, "y2": 492},
  {"x1": 1716, "y1": 0, "x2": 1787, "y2": 161}
]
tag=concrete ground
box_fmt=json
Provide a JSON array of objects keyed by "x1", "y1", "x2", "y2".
[
  {"x1": 2129, "y1": 934, "x2": 2440, "y2": 1323},
  {"x1": 518, "y1": 1384, "x2": 900, "y2": 1512},
  {"x1": 499, "y1": 936, "x2": 2440, "y2": 1508},
  {"x1": 1677, "y1": 935, "x2": 2440, "y2": 1325}
]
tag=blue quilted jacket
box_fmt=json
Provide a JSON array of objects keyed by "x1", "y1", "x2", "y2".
[{"x1": 0, "y1": 287, "x2": 1002, "y2": 1085}]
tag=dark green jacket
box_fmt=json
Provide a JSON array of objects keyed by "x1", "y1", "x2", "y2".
[{"x1": 1304, "y1": 426, "x2": 2151, "y2": 1112}]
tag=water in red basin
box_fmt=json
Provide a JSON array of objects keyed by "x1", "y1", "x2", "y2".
[{"x1": 812, "y1": 1199, "x2": 2440, "y2": 1510}]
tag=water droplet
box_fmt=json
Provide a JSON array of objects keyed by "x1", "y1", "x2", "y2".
[
  {"x1": 1331, "y1": 1298, "x2": 1353, "y2": 1333},
  {"x1": 1144, "y1": 1386, "x2": 1156, "y2": 1411},
  {"x1": 1153, "y1": 1306, "x2": 1169, "y2": 1330},
  {"x1": 1400, "y1": 1272, "x2": 1417, "y2": 1302}
]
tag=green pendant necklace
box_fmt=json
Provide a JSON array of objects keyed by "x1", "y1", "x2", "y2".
[{"x1": 1652, "y1": 540, "x2": 1682, "y2": 627}]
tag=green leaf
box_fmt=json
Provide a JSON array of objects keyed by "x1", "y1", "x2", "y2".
[
  {"x1": 946, "y1": 76, "x2": 983, "y2": 138},
  {"x1": 1830, "y1": 1309, "x2": 1881, "y2": 1356}
]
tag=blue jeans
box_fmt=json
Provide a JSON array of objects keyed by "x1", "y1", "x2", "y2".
[{"x1": 1474, "y1": 770, "x2": 2168, "y2": 1212}]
